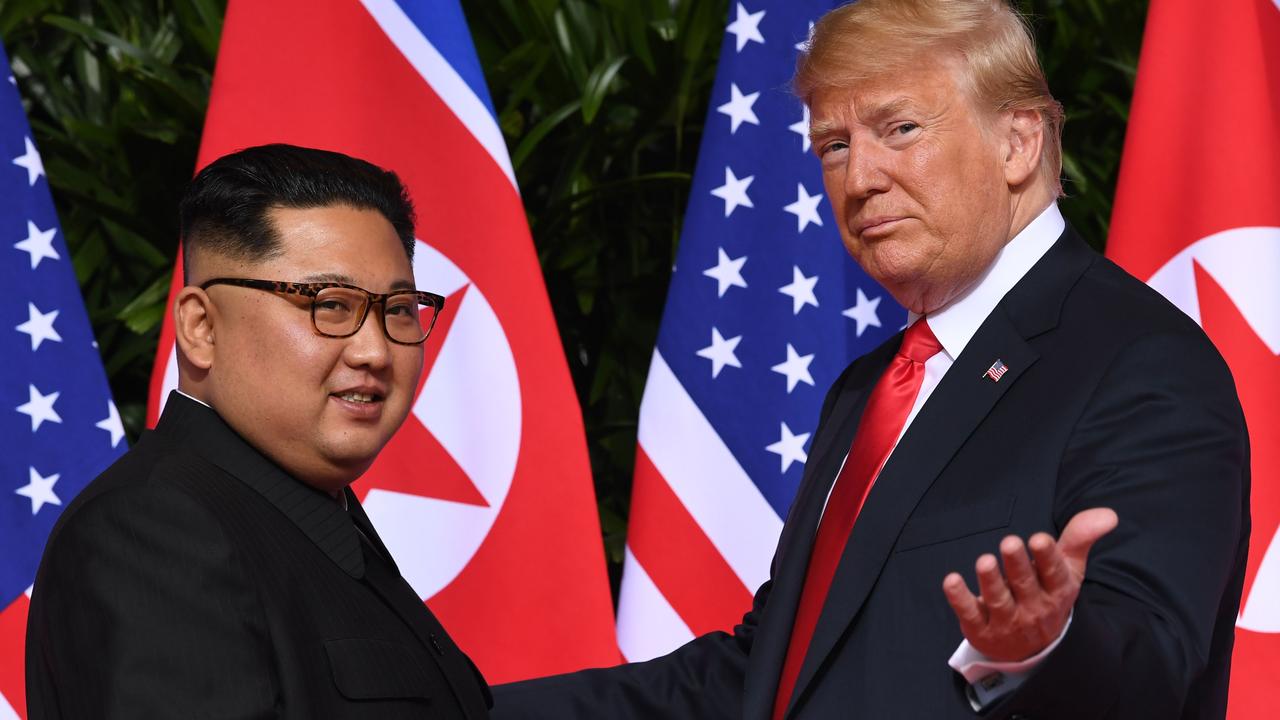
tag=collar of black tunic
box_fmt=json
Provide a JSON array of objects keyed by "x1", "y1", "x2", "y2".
[{"x1": 151, "y1": 391, "x2": 367, "y2": 579}]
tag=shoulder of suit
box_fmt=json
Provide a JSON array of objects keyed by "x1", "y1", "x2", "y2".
[
  {"x1": 1058, "y1": 255, "x2": 1238, "y2": 398},
  {"x1": 36, "y1": 476, "x2": 241, "y2": 594},
  {"x1": 47, "y1": 436, "x2": 240, "y2": 553},
  {"x1": 1070, "y1": 254, "x2": 1211, "y2": 341}
]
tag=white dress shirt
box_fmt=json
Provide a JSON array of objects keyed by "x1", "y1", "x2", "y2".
[{"x1": 820, "y1": 202, "x2": 1068, "y2": 709}]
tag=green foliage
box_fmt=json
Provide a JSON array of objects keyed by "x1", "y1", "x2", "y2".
[
  {"x1": 2, "y1": 0, "x2": 224, "y2": 437},
  {"x1": 462, "y1": 0, "x2": 727, "y2": 570},
  {"x1": 5, "y1": 0, "x2": 1146, "y2": 587},
  {"x1": 1019, "y1": 0, "x2": 1148, "y2": 247}
]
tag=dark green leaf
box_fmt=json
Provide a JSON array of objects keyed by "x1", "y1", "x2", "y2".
[
  {"x1": 511, "y1": 100, "x2": 580, "y2": 169},
  {"x1": 581, "y1": 55, "x2": 627, "y2": 124},
  {"x1": 115, "y1": 274, "x2": 171, "y2": 334}
]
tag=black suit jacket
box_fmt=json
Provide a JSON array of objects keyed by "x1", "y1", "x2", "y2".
[
  {"x1": 492, "y1": 228, "x2": 1250, "y2": 719},
  {"x1": 26, "y1": 393, "x2": 492, "y2": 719}
]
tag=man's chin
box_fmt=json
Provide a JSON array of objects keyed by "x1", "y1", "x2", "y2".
[
  {"x1": 321, "y1": 436, "x2": 395, "y2": 480},
  {"x1": 864, "y1": 268, "x2": 931, "y2": 313}
]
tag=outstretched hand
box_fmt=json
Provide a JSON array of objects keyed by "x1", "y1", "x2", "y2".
[{"x1": 942, "y1": 507, "x2": 1118, "y2": 662}]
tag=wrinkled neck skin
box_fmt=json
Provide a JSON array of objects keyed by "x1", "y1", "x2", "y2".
[{"x1": 897, "y1": 180, "x2": 1055, "y2": 316}]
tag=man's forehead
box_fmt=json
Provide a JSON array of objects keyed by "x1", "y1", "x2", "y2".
[
  {"x1": 808, "y1": 65, "x2": 963, "y2": 131},
  {"x1": 808, "y1": 88, "x2": 930, "y2": 134},
  {"x1": 266, "y1": 206, "x2": 413, "y2": 273}
]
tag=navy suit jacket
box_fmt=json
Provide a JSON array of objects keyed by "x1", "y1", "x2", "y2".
[
  {"x1": 492, "y1": 228, "x2": 1250, "y2": 719},
  {"x1": 26, "y1": 393, "x2": 492, "y2": 719}
]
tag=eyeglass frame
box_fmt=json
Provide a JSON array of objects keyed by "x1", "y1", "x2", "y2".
[{"x1": 199, "y1": 277, "x2": 446, "y2": 346}]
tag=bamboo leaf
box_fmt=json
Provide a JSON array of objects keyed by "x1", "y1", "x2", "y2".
[
  {"x1": 511, "y1": 100, "x2": 581, "y2": 169},
  {"x1": 115, "y1": 274, "x2": 172, "y2": 334},
  {"x1": 581, "y1": 55, "x2": 627, "y2": 124},
  {"x1": 102, "y1": 217, "x2": 168, "y2": 267},
  {"x1": 42, "y1": 15, "x2": 207, "y2": 111}
]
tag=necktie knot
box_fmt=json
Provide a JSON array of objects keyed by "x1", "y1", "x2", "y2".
[{"x1": 899, "y1": 319, "x2": 942, "y2": 364}]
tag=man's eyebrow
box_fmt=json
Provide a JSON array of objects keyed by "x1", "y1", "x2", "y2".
[
  {"x1": 300, "y1": 272, "x2": 356, "y2": 284},
  {"x1": 809, "y1": 97, "x2": 919, "y2": 143},
  {"x1": 808, "y1": 118, "x2": 842, "y2": 143},
  {"x1": 865, "y1": 97, "x2": 915, "y2": 120},
  {"x1": 299, "y1": 272, "x2": 417, "y2": 291}
]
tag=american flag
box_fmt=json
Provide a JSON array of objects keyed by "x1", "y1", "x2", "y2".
[
  {"x1": 0, "y1": 43, "x2": 127, "y2": 719},
  {"x1": 615, "y1": 1, "x2": 905, "y2": 662},
  {"x1": 983, "y1": 359, "x2": 1009, "y2": 382}
]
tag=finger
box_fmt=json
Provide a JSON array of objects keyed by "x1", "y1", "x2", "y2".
[
  {"x1": 942, "y1": 572, "x2": 987, "y2": 632},
  {"x1": 975, "y1": 553, "x2": 1016, "y2": 624},
  {"x1": 1057, "y1": 507, "x2": 1119, "y2": 576},
  {"x1": 1000, "y1": 535, "x2": 1042, "y2": 604},
  {"x1": 1028, "y1": 532, "x2": 1072, "y2": 593}
]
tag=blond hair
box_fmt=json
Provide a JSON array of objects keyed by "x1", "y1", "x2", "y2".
[{"x1": 795, "y1": 0, "x2": 1064, "y2": 195}]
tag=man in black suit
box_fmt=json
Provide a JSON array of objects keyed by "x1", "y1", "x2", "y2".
[
  {"x1": 26, "y1": 144, "x2": 491, "y2": 718},
  {"x1": 493, "y1": 1, "x2": 1249, "y2": 718}
]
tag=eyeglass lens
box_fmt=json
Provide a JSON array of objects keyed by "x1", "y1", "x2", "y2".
[{"x1": 312, "y1": 287, "x2": 436, "y2": 343}]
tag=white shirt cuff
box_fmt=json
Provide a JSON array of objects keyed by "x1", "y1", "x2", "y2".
[{"x1": 947, "y1": 612, "x2": 1072, "y2": 710}]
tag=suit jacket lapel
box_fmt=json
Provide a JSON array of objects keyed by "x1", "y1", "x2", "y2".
[
  {"x1": 344, "y1": 487, "x2": 401, "y2": 571},
  {"x1": 783, "y1": 310, "x2": 1037, "y2": 716},
  {"x1": 781, "y1": 228, "x2": 1096, "y2": 716},
  {"x1": 741, "y1": 341, "x2": 894, "y2": 720}
]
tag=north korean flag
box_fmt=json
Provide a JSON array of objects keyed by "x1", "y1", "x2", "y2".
[{"x1": 1106, "y1": 0, "x2": 1280, "y2": 714}]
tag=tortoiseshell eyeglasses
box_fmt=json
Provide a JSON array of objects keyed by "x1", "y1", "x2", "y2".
[{"x1": 200, "y1": 278, "x2": 445, "y2": 346}]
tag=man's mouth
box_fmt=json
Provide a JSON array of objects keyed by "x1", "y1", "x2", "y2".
[
  {"x1": 856, "y1": 216, "x2": 906, "y2": 236},
  {"x1": 333, "y1": 391, "x2": 382, "y2": 403}
]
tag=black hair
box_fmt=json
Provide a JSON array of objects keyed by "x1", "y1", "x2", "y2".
[{"x1": 179, "y1": 144, "x2": 416, "y2": 276}]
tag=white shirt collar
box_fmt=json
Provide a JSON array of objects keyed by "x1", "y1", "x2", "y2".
[
  {"x1": 176, "y1": 389, "x2": 212, "y2": 408},
  {"x1": 910, "y1": 202, "x2": 1064, "y2": 360}
]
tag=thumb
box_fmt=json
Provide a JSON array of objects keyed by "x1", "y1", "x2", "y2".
[{"x1": 1057, "y1": 507, "x2": 1119, "y2": 575}]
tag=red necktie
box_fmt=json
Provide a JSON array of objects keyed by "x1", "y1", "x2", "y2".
[{"x1": 771, "y1": 319, "x2": 943, "y2": 719}]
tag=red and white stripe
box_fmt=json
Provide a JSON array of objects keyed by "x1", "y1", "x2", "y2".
[
  {"x1": 617, "y1": 350, "x2": 783, "y2": 661},
  {"x1": 0, "y1": 587, "x2": 32, "y2": 720}
]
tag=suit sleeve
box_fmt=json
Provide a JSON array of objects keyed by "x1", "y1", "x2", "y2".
[
  {"x1": 992, "y1": 329, "x2": 1250, "y2": 719},
  {"x1": 490, "y1": 586, "x2": 758, "y2": 720},
  {"x1": 490, "y1": 360, "x2": 865, "y2": 720},
  {"x1": 25, "y1": 484, "x2": 278, "y2": 719}
]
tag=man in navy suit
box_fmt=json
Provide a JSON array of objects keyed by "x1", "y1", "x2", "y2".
[{"x1": 492, "y1": 1, "x2": 1249, "y2": 718}]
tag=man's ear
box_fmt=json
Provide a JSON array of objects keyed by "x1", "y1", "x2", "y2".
[
  {"x1": 174, "y1": 287, "x2": 216, "y2": 370},
  {"x1": 1002, "y1": 108, "x2": 1045, "y2": 188}
]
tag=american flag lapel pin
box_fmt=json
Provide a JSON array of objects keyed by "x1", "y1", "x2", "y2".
[{"x1": 983, "y1": 359, "x2": 1009, "y2": 382}]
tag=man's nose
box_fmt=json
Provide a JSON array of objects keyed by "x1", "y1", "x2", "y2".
[
  {"x1": 843, "y1": 137, "x2": 891, "y2": 199},
  {"x1": 343, "y1": 306, "x2": 393, "y2": 369}
]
